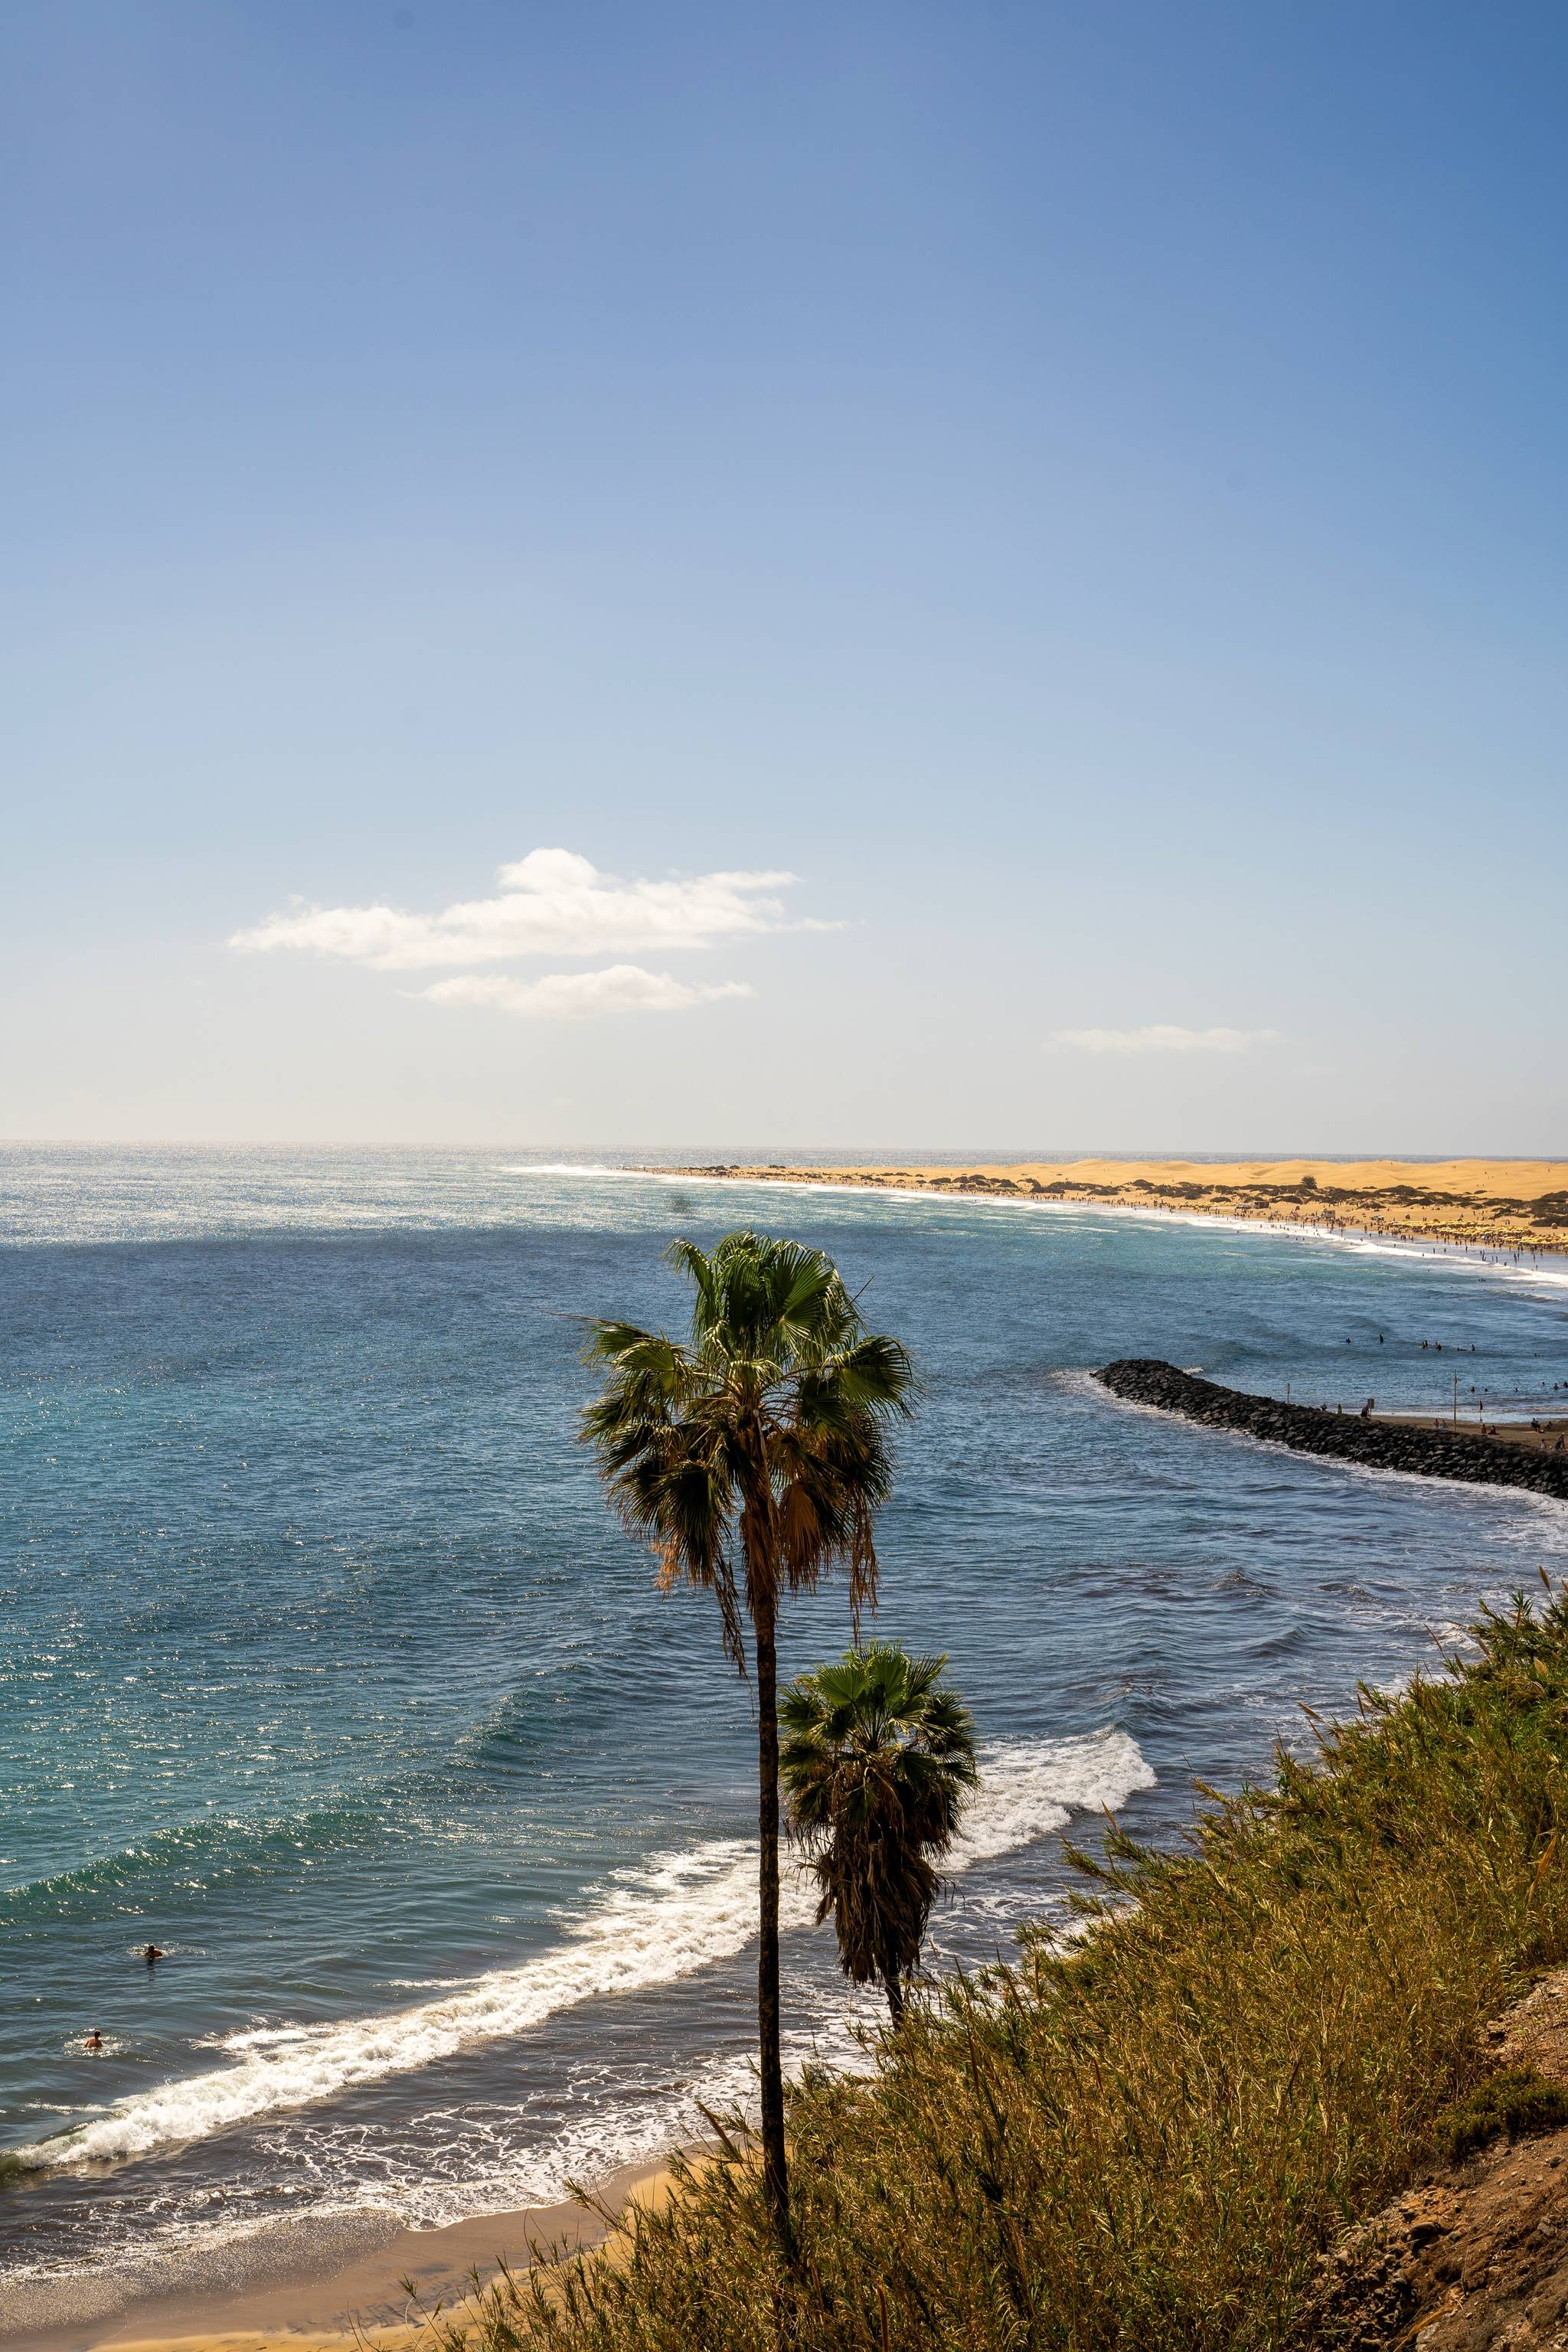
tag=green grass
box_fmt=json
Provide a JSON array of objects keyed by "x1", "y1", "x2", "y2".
[
  {"x1": 1433, "y1": 2064, "x2": 1568, "y2": 2162},
  {"x1": 429, "y1": 1584, "x2": 1568, "y2": 2352}
]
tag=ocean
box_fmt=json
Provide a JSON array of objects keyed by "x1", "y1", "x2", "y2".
[{"x1": 4, "y1": 1145, "x2": 1568, "y2": 2330}]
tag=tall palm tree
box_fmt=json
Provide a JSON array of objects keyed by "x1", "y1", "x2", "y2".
[
  {"x1": 780, "y1": 1642, "x2": 977, "y2": 2024},
  {"x1": 580, "y1": 1230, "x2": 916, "y2": 2260}
]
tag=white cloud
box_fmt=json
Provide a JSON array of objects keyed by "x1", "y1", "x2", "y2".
[
  {"x1": 230, "y1": 848, "x2": 820, "y2": 970},
  {"x1": 418, "y1": 967, "x2": 754, "y2": 1020},
  {"x1": 1047, "y1": 1024, "x2": 1281, "y2": 1055}
]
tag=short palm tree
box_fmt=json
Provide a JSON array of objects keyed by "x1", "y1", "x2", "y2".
[
  {"x1": 781, "y1": 1642, "x2": 978, "y2": 2024},
  {"x1": 580, "y1": 1230, "x2": 916, "y2": 2261}
]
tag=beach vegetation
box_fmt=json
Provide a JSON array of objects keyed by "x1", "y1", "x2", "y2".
[
  {"x1": 580, "y1": 1230, "x2": 916, "y2": 2262},
  {"x1": 426, "y1": 1581, "x2": 1568, "y2": 2351},
  {"x1": 779, "y1": 1641, "x2": 977, "y2": 2024},
  {"x1": 1434, "y1": 2064, "x2": 1568, "y2": 2163}
]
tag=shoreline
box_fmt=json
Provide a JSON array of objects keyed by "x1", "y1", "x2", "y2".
[
  {"x1": 648, "y1": 1157, "x2": 1568, "y2": 1261},
  {"x1": 2, "y1": 2159, "x2": 678, "y2": 2352},
  {"x1": 16, "y1": 1157, "x2": 1566, "y2": 2349}
]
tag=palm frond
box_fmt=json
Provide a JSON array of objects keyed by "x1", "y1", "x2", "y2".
[
  {"x1": 583, "y1": 1237, "x2": 917, "y2": 1693},
  {"x1": 779, "y1": 1642, "x2": 978, "y2": 2007}
]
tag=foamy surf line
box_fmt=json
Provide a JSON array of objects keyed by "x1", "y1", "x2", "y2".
[
  {"x1": 18, "y1": 1730, "x2": 1152, "y2": 2174},
  {"x1": 502, "y1": 1168, "x2": 1568, "y2": 1295}
]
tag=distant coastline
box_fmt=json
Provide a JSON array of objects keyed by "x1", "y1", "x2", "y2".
[{"x1": 652, "y1": 1157, "x2": 1568, "y2": 1259}]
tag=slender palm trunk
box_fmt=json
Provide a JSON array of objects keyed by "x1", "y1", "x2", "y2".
[
  {"x1": 753, "y1": 1578, "x2": 793, "y2": 2264},
  {"x1": 881, "y1": 1965, "x2": 906, "y2": 2026}
]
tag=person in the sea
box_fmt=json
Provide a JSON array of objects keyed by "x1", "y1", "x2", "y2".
[
  {"x1": 142, "y1": 1943, "x2": 163, "y2": 1963},
  {"x1": 84, "y1": 2029, "x2": 103, "y2": 2051}
]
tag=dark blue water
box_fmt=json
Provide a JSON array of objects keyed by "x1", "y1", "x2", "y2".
[{"x1": 4, "y1": 1148, "x2": 1568, "y2": 2330}]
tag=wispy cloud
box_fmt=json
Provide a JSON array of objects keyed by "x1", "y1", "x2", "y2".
[
  {"x1": 230, "y1": 848, "x2": 823, "y2": 970},
  {"x1": 417, "y1": 968, "x2": 753, "y2": 1020},
  {"x1": 1047, "y1": 1024, "x2": 1281, "y2": 1055}
]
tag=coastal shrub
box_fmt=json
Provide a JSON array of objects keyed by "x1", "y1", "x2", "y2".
[
  {"x1": 426, "y1": 1584, "x2": 1568, "y2": 2352},
  {"x1": 1433, "y1": 2065, "x2": 1568, "y2": 2163}
]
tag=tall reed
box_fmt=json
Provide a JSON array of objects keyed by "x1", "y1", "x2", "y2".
[{"x1": 428, "y1": 1584, "x2": 1568, "y2": 2352}]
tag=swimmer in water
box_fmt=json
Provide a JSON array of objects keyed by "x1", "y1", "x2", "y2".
[
  {"x1": 142, "y1": 1944, "x2": 164, "y2": 1963},
  {"x1": 84, "y1": 2029, "x2": 103, "y2": 2051}
]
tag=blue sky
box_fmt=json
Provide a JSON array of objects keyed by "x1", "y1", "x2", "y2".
[{"x1": 5, "y1": 1, "x2": 1566, "y2": 1148}]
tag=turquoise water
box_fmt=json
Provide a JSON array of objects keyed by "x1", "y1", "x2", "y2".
[{"x1": 4, "y1": 1147, "x2": 1568, "y2": 2326}]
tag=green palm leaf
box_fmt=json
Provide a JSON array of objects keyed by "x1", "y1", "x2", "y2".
[
  {"x1": 580, "y1": 1229, "x2": 918, "y2": 2260},
  {"x1": 781, "y1": 1641, "x2": 978, "y2": 2024}
]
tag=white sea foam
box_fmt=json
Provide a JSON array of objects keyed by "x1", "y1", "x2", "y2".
[
  {"x1": 539, "y1": 1162, "x2": 1568, "y2": 1296},
  {"x1": 19, "y1": 1730, "x2": 1152, "y2": 2174},
  {"x1": 1091, "y1": 1374, "x2": 1568, "y2": 1527},
  {"x1": 952, "y1": 1729, "x2": 1152, "y2": 1865}
]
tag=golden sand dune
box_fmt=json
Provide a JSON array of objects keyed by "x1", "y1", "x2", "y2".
[{"x1": 665, "y1": 1160, "x2": 1568, "y2": 1253}]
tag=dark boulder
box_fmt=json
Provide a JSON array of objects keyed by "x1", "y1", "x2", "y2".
[{"x1": 1095, "y1": 1360, "x2": 1568, "y2": 1501}]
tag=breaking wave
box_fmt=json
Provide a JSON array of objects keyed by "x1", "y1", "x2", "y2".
[{"x1": 17, "y1": 1730, "x2": 1152, "y2": 2173}]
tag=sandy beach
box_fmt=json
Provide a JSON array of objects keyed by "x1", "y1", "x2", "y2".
[
  {"x1": 1371, "y1": 1412, "x2": 1568, "y2": 1449},
  {"x1": 5, "y1": 2162, "x2": 675, "y2": 2352},
  {"x1": 664, "y1": 1158, "x2": 1568, "y2": 1256}
]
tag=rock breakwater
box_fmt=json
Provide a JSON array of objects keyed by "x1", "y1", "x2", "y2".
[{"x1": 1096, "y1": 1358, "x2": 1568, "y2": 1501}]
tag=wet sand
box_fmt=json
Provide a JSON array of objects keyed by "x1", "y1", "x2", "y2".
[
  {"x1": 21, "y1": 1155, "x2": 1564, "y2": 2348},
  {"x1": 5, "y1": 2161, "x2": 675, "y2": 2352}
]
